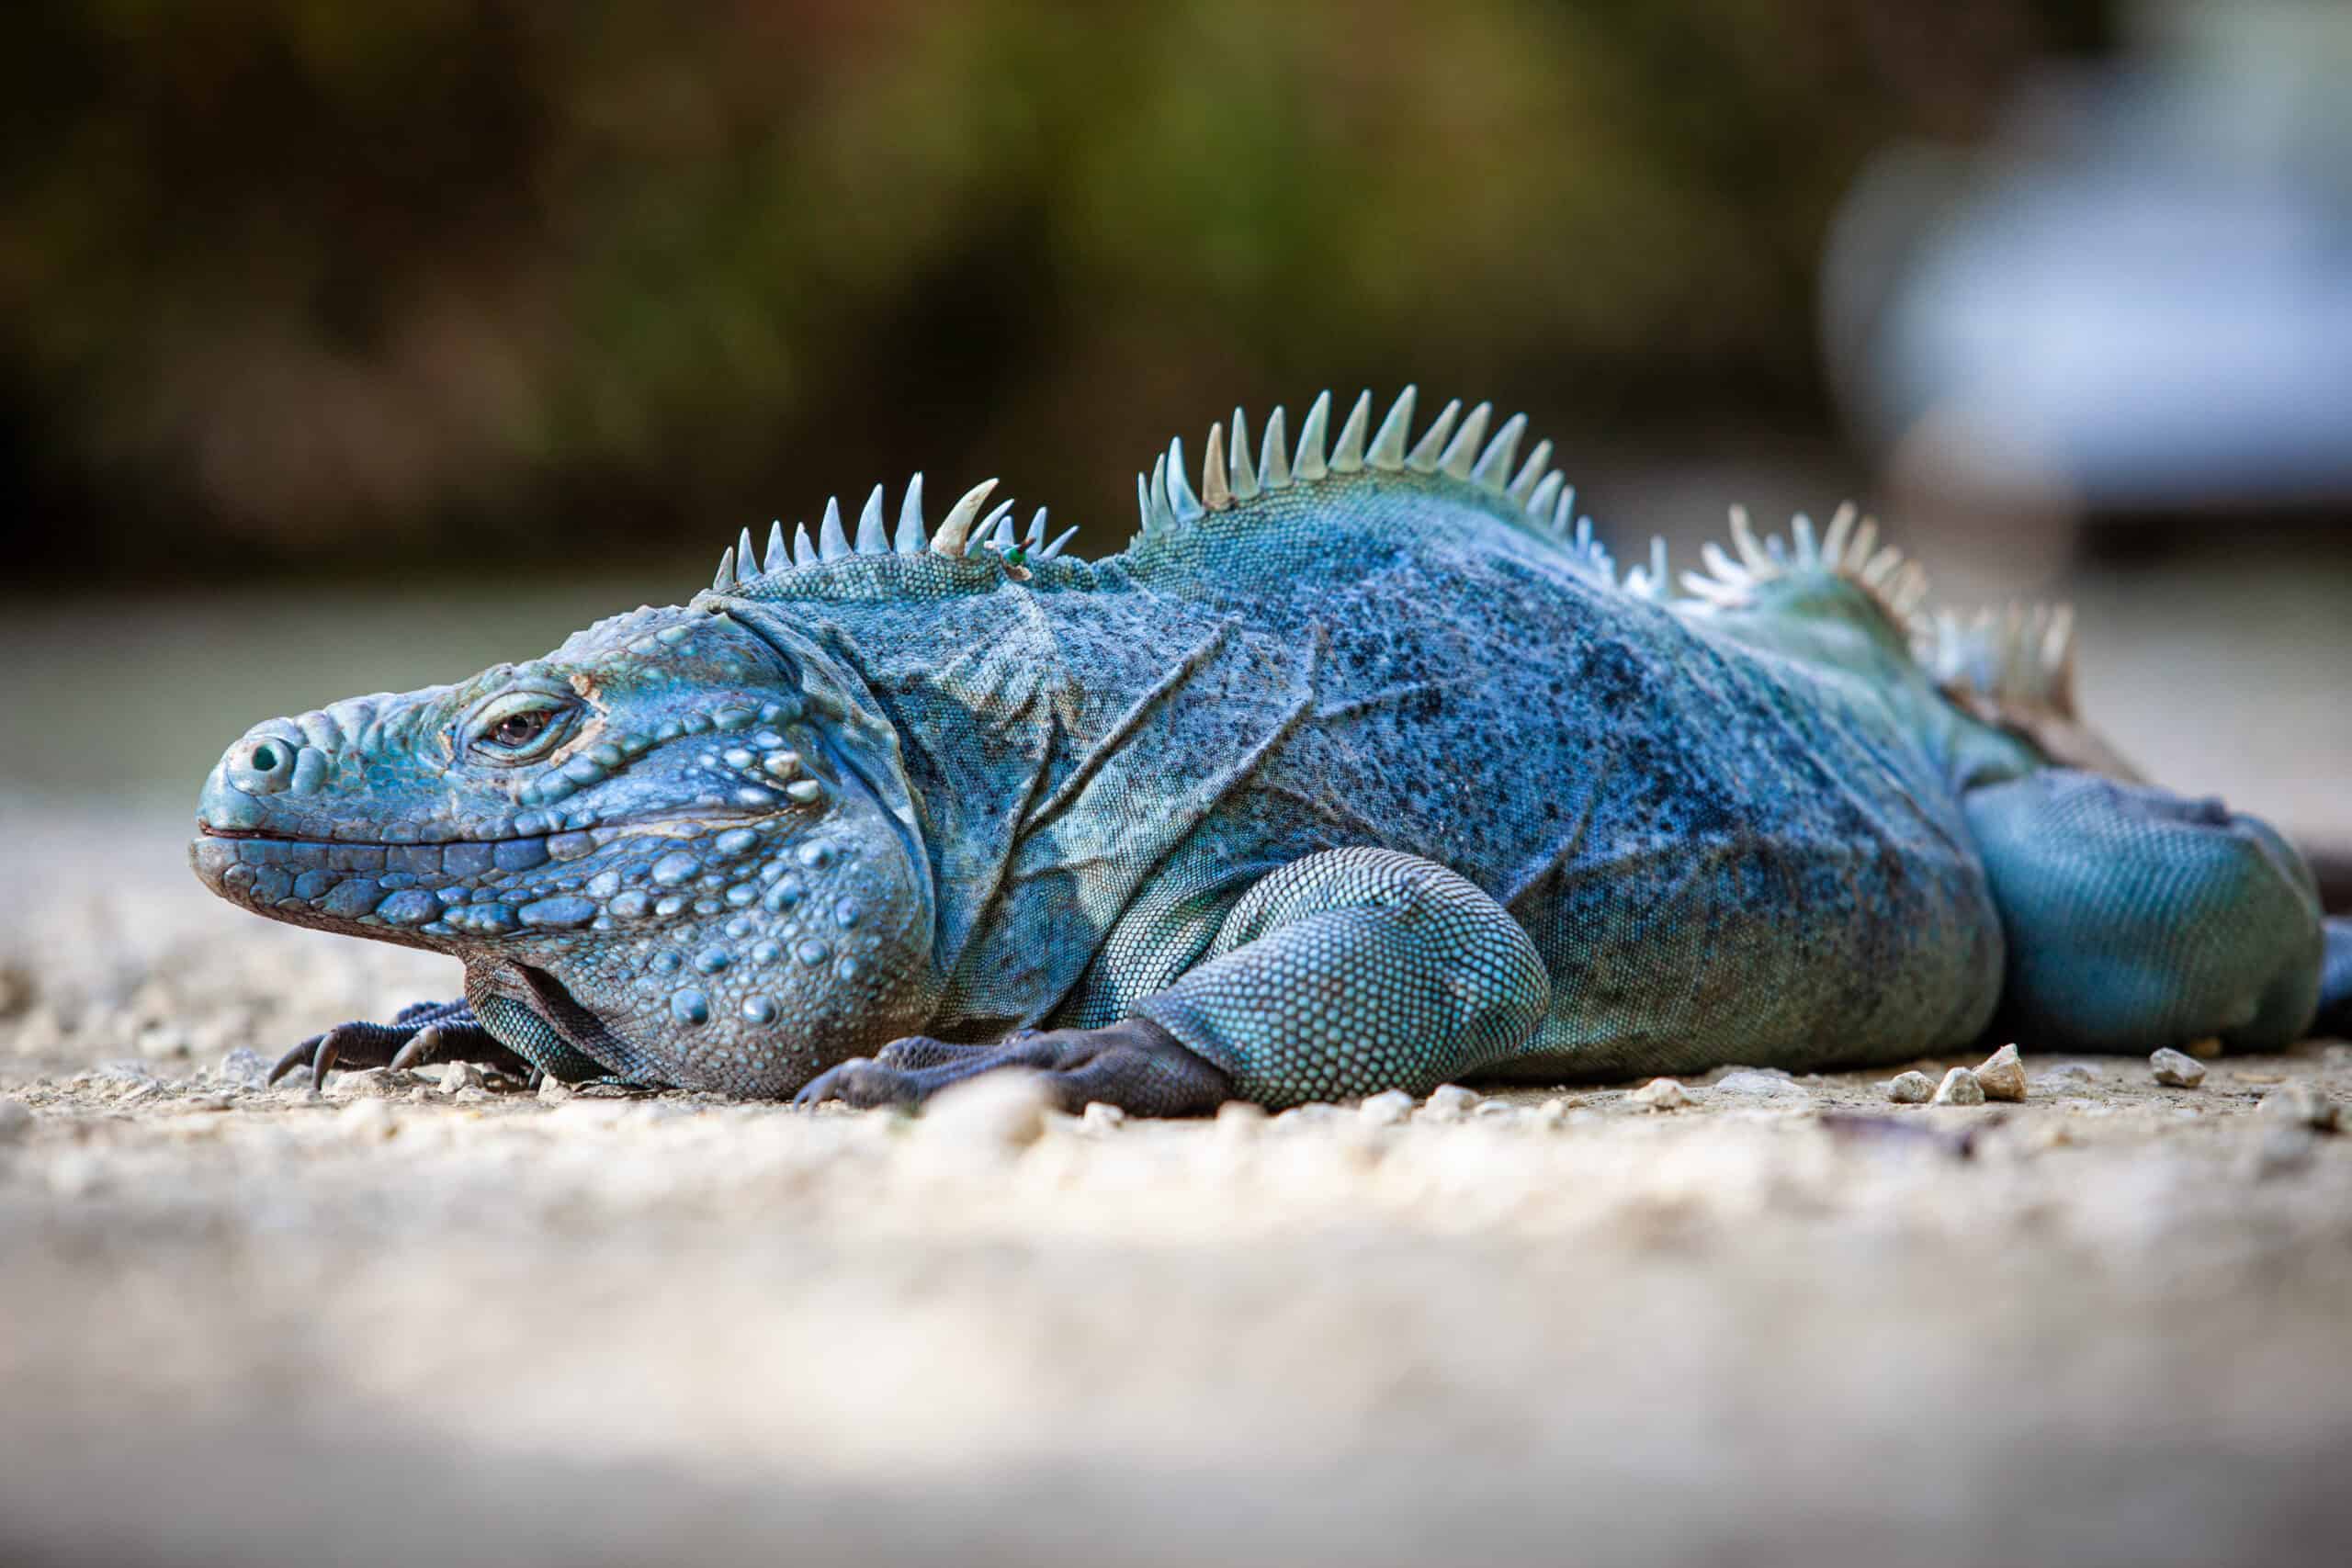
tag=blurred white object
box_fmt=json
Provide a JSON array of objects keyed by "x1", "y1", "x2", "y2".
[{"x1": 1825, "y1": 0, "x2": 2352, "y2": 512}]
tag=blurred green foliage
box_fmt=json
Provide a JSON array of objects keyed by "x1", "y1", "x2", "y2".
[{"x1": 2, "y1": 0, "x2": 2104, "y2": 580}]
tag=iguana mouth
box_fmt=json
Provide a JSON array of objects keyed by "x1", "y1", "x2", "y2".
[{"x1": 192, "y1": 807, "x2": 782, "y2": 851}]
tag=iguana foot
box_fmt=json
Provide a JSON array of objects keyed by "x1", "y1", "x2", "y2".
[
  {"x1": 793, "y1": 1016, "x2": 1235, "y2": 1117},
  {"x1": 265, "y1": 998, "x2": 531, "y2": 1089}
]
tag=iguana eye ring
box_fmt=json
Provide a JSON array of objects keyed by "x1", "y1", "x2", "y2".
[{"x1": 465, "y1": 692, "x2": 578, "y2": 763}]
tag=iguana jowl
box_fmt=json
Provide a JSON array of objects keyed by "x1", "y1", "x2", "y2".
[{"x1": 191, "y1": 388, "x2": 2352, "y2": 1112}]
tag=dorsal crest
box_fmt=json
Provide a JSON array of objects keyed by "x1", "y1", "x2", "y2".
[
  {"x1": 1132, "y1": 386, "x2": 1619, "y2": 587},
  {"x1": 704, "y1": 475, "x2": 1082, "y2": 599}
]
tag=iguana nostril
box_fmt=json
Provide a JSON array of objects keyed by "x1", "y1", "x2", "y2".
[{"x1": 226, "y1": 735, "x2": 299, "y2": 794}]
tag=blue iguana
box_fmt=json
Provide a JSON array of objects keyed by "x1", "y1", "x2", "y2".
[{"x1": 190, "y1": 388, "x2": 2352, "y2": 1112}]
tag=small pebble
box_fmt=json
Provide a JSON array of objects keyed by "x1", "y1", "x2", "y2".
[
  {"x1": 2150, "y1": 1048, "x2": 2206, "y2": 1089},
  {"x1": 2256, "y1": 1083, "x2": 2337, "y2": 1132},
  {"x1": 537, "y1": 1075, "x2": 575, "y2": 1104},
  {"x1": 1931, "y1": 1066, "x2": 1984, "y2": 1106},
  {"x1": 1973, "y1": 1043, "x2": 2028, "y2": 1102},
  {"x1": 1419, "y1": 1084, "x2": 1480, "y2": 1122},
  {"x1": 1214, "y1": 1100, "x2": 1267, "y2": 1140},
  {"x1": 1080, "y1": 1101, "x2": 1125, "y2": 1133},
  {"x1": 216, "y1": 1046, "x2": 270, "y2": 1088},
  {"x1": 0, "y1": 1098, "x2": 33, "y2": 1143},
  {"x1": 918, "y1": 1070, "x2": 1050, "y2": 1150},
  {"x1": 440, "y1": 1061, "x2": 484, "y2": 1094},
  {"x1": 1884, "y1": 1070, "x2": 1935, "y2": 1104},
  {"x1": 1358, "y1": 1089, "x2": 1416, "y2": 1128},
  {"x1": 1715, "y1": 1069, "x2": 1807, "y2": 1100},
  {"x1": 1631, "y1": 1077, "x2": 1690, "y2": 1111}
]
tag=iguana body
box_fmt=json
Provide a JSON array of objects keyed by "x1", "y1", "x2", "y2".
[{"x1": 191, "y1": 388, "x2": 2350, "y2": 1111}]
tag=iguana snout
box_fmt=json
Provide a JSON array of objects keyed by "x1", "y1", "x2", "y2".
[{"x1": 191, "y1": 603, "x2": 938, "y2": 1093}]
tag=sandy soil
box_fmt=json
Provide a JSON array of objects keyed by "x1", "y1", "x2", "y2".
[{"x1": 3, "y1": 807, "x2": 2350, "y2": 1568}]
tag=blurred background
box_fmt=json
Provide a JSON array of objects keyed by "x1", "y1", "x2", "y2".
[{"x1": 2, "y1": 0, "x2": 2346, "y2": 863}]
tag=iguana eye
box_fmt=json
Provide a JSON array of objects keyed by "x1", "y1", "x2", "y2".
[{"x1": 466, "y1": 693, "x2": 577, "y2": 763}]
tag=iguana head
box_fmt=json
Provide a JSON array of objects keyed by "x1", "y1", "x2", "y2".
[{"x1": 190, "y1": 600, "x2": 938, "y2": 1093}]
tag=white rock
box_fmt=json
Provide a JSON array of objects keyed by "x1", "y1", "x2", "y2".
[
  {"x1": 440, "y1": 1061, "x2": 484, "y2": 1094},
  {"x1": 918, "y1": 1070, "x2": 1050, "y2": 1150},
  {"x1": 1715, "y1": 1069, "x2": 1808, "y2": 1100},
  {"x1": 216, "y1": 1046, "x2": 270, "y2": 1088},
  {"x1": 1884, "y1": 1070, "x2": 1935, "y2": 1104},
  {"x1": 1080, "y1": 1101, "x2": 1125, "y2": 1133},
  {"x1": 1419, "y1": 1084, "x2": 1481, "y2": 1122},
  {"x1": 1358, "y1": 1089, "x2": 1416, "y2": 1128},
  {"x1": 0, "y1": 1098, "x2": 33, "y2": 1143},
  {"x1": 1631, "y1": 1077, "x2": 1690, "y2": 1111},
  {"x1": 1530, "y1": 1097, "x2": 1570, "y2": 1126},
  {"x1": 1931, "y1": 1066, "x2": 1985, "y2": 1106},
  {"x1": 2257, "y1": 1083, "x2": 2338, "y2": 1132},
  {"x1": 537, "y1": 1074, "x2": 575, "y2": 1104},
  {"x1": 1974, "y1": 1043, "x2": 2028, "y2": 1102},
  {"x1": 1214, "y1": 1100, "x2": 1267, "y2": 1140},
  {"x1": 2150, "y1": 1048, "x2": 2206, "y2": 1089}
]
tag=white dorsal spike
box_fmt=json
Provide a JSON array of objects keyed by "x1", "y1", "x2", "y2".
[
  {"x1": 1294, "y1": 391, "x2": 1331, "y2": 480},
  {"x1": 819, "y1": 497, "x2": 852, "y2": 560},
  {"x1": 793, "y1": 523, "x2": 819, "y2": 569},
  {"x1": 1148, "y1": 452, "x2": 1172, "y2": 531},
  {"x1": 1437, "y1": 402, "x2": 1492, "y2": 479},
  {"x1": 1728, "y1": 505, "x2": 1770, "y2": 573},
  {"x1": 1701, "y1": 540, "x2": 1751, "y2": 588},
  {"x1": 1260, "y1": 405, "x2": 1291, "y2": 490},
  {"x1": 1329, "y1": 390, "x2": 1372, "y2": 473},
  {"x1": 1367, "y1": 385, "x2": 1417, "y2": 470},
  {"x1": 895, "y1": 473, "x2": 928, "y2": 554},
  {"x1": 1549, "y1": 486, "x2": 1576, "y2": 536},
  {"x1": 1789, "y1": 512, "x2": 1816, "y2": 566},
  {"x1": 765, "y1": 520, "x2": 789, "y2": 575},
  {"x1": 1681, "y1": 571, "x2": 1747, "y2": 606},
  {"x1": 1469, "y1": 413, "x2": 1527, "y2": 492},
  {"x1": 989, "y1": 512, "x2": 1017, "y2": 550},
  {"x1": 1527, "y1": 471, "x2": 1565, "y2": 522},
  {"x1": 1025, "y1": 507, "x2": 1047, "y2": 551},
  {"x1": 931, "y1": 478, "x2": 1000, "y2": 557},
  {"x1": 1228, "y1": 409, "x2": 1260, "y2": 501},
  {"x1": 1847, "y1": 518, "x2": 1879, "y2": 573},
  {"x1": 1135, "y1": 473, "x2": 1153, "y2": 532},
  {"x1": 855, "y1": 486, "x2": 889, "y2": 554},
  {"x1": 1820, "y1": 501, "x2": 1857, "y2": 566},
  {"x1": 977, "y1": 497, "x2": 1017, "y2": 550},
  {"x1": 1649, "y1": 536, "x2": 1669, "y2": 586},
  {"x1": 1202, "y1": 423, "x2": 1231, "y2": 510},
  {"x1": 1861, "y1": 544, "x2": 1902, "y2": 586},
  {"x1": 1508, "y1": 439, "x2": 1554, "y2": 505},
  {"x1": 738, "y1": 526, "x2": 758, "y2": 575},
  {"x1": 713, "y1": 546, "x2": 737, "y2": 592},
  {"x1": 1039, "y1": 525, "x2": 1079, "y2": 561},
  {"x1": 1166, "y1": 437, "x2": 1204, "y2": 520},
  {"x1": 1406, "y1": 399, "x2": 1463, "y2": 472}
]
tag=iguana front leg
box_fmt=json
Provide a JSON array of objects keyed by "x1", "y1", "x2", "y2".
[
  {"x1": 800, "y1": 848, "x2": 1552, "y2": 1114},
  {"x1": 265, "y1": 998, "x2": 529, "y2": 1089}
]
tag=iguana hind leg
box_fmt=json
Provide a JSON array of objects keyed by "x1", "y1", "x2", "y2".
[{"x1": 1963, "y1": 769, "x2": 2324, "y2": 1052}]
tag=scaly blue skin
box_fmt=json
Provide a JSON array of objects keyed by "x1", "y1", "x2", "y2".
[{"x1": 190, "y1": 388, "x2": 2349, "y2": 1112}]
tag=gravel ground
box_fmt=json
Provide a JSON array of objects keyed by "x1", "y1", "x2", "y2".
[{"x1": 3, "y1": 806, "x2": 2349, "y2": 1567}]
